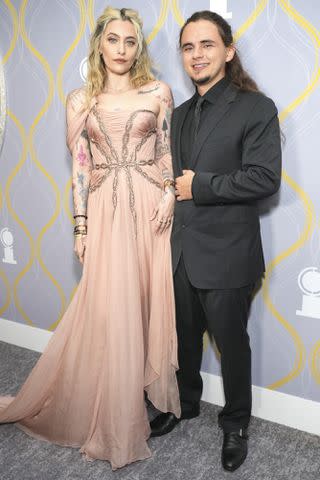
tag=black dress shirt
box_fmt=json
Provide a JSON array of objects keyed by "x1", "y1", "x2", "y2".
[{"x1": 181, "y1": 76, "x2": 230, "y2": 169}]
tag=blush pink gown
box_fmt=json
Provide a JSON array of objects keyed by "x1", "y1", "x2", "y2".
[{"x1": 0, "y1": 88, "x2": 180, "y2": 470}]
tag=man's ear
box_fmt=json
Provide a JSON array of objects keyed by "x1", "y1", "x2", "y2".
[{"x1": 226, "y1": 45, "x2": 236, "y2": 63}]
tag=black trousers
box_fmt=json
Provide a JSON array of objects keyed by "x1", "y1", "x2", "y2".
[{"x1": 174, "y1": 256, "x2": 254, "y2": 432}]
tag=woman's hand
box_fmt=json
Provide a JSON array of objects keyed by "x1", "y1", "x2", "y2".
[
  {"x1": 150, "y1": 189, "x2": 175, "y2": 234},
  {"x1": 74, "y1": 234, "x2": 86, "y2": 264}
]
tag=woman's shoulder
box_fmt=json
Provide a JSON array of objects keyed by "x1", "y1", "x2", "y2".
[
  {"x1": 66, "y1": 87, "x2": 87, "y2": 111},
  {"x1": 137, "y1": 79, "x2": 172, "y2": 99}
]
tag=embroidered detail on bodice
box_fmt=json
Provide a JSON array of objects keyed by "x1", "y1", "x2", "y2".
[{"x1": 87, "y1": 107, "x2": 163, "y2": 236}]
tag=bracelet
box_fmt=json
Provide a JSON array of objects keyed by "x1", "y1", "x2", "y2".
[
  {"x1": 74, "y1": 227, "x2": 87, "y2": 235},
  {"x1": 73, "y1": 214, "x2": 87, "y2": 219},
  {"x1": 163, "y1": 179, "x2": 175, "y2": 189}
]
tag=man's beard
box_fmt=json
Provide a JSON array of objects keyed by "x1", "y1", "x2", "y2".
[{"x1": 192, "y1": 75, "x2": 212, "y2": 86}]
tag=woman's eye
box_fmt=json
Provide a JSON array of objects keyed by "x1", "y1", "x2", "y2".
[
  {"x1": 108, "y1": 37, "x2": 117, "y2": 44},
  {"x1": 127, "y1": 41, "x2": 136, "y2": 47}
]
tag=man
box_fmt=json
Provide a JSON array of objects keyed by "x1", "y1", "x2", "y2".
[{"x1": 150, "y1": 11, "x2": 282, "y2": 472}]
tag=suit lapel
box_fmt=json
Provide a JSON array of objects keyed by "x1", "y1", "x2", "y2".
[
  {"x1": 172, "y1": 96, "x2": 195, "y2": 176},
  {"x1": 190, "y1": 84, "x2": 238, "y2": 169}
]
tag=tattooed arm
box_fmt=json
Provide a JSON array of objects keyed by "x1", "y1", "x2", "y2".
[
  {"x1": 155, "y1": 82, "x2": 175, "y2": 194},
  {"x1": 150, "y1": 82, "x2": 175, "y2": 234},
  {"x1": 66, "y1": 89, "x2": 92, "y2": 263},
  {"x1": 66, "y1": 91, "x2": 92, "y2": 221}
]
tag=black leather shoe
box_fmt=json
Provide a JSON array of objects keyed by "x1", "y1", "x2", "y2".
[
  {"x1": 150, "y1": 413, "x2": 180, "y2": 437},
  {"x1": 222, "y1": 429, "x2": 248, "y2": 472}
]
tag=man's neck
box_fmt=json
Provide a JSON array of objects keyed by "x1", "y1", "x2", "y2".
[{"x1": 196, "y1": 73, "x2": 226, "y2": 96}]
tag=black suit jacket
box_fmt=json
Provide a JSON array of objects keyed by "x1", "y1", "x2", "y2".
[{"x1": 171, "y1": 83, "x2": 282, "y2": 289}]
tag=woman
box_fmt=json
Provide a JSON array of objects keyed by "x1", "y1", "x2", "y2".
[{"x1": 0, "y1": 7, "x2": 180, "y2": 470}]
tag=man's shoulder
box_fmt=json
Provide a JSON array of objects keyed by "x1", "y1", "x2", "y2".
[{"x1": 235, "y1": 89, "x2": 277, "y2": 114}]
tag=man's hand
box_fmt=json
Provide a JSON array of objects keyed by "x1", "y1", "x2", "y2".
[{"x1": 175, "y1": 170, "x2": 195, "y2": 201}]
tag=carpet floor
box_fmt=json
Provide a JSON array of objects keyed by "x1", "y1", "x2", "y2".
[{"x1": 0, "y1": 341, "x2": 319, "y2": 480}]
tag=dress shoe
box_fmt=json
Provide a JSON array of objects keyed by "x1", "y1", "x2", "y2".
[
  {"x1": 150, "y1": 413, "x2": 180, "y2": 437},
  {"x1": 222, "y1": 429, "x2": 248, "y2": 472},
  {"x1": 150, "y1": 406, "x2": 200, "y2": 437}
]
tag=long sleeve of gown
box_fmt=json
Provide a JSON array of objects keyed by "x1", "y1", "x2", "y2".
[
  {"x1": 66, "y1": 89, "x2": 93, "y2": 217},
  {"x1": 154, "y1": 82, "x2": 174, "y2": 187}
]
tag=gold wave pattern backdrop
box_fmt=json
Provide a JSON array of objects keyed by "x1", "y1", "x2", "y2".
[{"x1": 0, "y1": 0, "x2": 319, "y2": 403}]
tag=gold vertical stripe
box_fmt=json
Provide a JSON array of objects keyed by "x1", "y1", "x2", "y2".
[
  {"x1": 278, "y1": 0, "x2": 320, "y2": 122},
  {"x1": 20, "y1": 0, "x2": 66, "y2": 328},
  {"x1": 263, "y1": 175, "x2": 313, "y2": 390},
  {"x1": 2, "y1": 0, "x2": 19, "y2": 64},
  {"x1": 0, "y1": 1, "x2": 19, "y2": 316},
  {"x1": 0, "y1": 269, "x2": 11, "y2": 316},
  {"x1": 170, "y1": 0, "x2": 268, "y2": 39},
  {"x1": 310, "y1": 340, "x2": 320, "y2": 385},
  {"x1": 87, "y1": 0, "x2": 95, "y2": 32},
  {"x1": 263, "y1": 1, "x2": 320, "y2": 390},
  {"x1": 58, "y1": 0, "x2": 86, "y2": 229},
  {"x1": 5, "y1": 110, "x2": 36, "y2": 325},
  {"x1": 146, "y1": 0, "x2": 170, "y2": 45},
  {"x1": 170, "y1": 0, "x2": 185, "y2": 27},
  {"x1": 56, "y1": 0, "x2": 86, "y2": 105},
  {"x1": 234, "y1": 0, "x2": 268, "y2": 42}
]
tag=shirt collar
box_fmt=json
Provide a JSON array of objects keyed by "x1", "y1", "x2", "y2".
[{"x1": 195, "y1": 76, "x2": 230, "y2": 105}]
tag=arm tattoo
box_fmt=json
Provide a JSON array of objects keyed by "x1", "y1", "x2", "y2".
[
  {"x1": 162, "y1": 117, "x2": 168, "y2": 139},
  {"x1": 138, "y1": 83, "x2": 160, "y2": 95},
  {"x1": 155, "y1": 131, "x2": 170, "y2": 159},
  {"x1": 80, "y1": 129, "x2": 89, "y2": 140},
  {"x1": 76, "y1": 172, "x2": 89, "y2": 210},
  {"x1": 77, "y1": 144, "x2": 89, "y2": 166}
]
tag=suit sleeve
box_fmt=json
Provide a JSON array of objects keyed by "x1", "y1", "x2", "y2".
[{"x1": 191, "y1": 96, "x2": 282, "y2": 205}]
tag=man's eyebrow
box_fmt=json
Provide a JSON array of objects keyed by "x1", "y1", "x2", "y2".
[
  {"x1": 181, "y1": 39, "x2": 217, "y2": 48},
  {"x1": 200, "y1": 39, "x2": 217, "y2": 44},
  {"x1": 181, "y1": 42, "x2": 193, "y2": 49}
]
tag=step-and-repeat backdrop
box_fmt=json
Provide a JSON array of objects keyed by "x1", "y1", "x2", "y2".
[{"x1": 0, "y1": 0, "x2": 319, "y2": 403}]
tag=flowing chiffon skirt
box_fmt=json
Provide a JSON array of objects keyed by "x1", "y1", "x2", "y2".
[{"x1": 0, "y1": 105, "x2": 180, "y2": 470}]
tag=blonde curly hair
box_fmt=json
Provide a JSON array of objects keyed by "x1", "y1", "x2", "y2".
[{"x1": 86, "y1": 6, "x2": 154, "y2": 103}]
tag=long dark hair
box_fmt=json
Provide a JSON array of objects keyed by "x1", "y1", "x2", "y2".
[{"x1": 179, "y1": 11, "x2": 259, "y2": 93}]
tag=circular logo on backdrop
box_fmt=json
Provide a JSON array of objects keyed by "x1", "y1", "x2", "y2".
[
  {"x1": 79, "y1": 57, "x2": 88, "y2": 82},
  {"x1": 0, "y1": 227, "x2": 17, "y2": 264},
  {"x1": 296, "y1": 267, "x2": 320, "y2": 319},
  {"x1": 298, "y1": 267, "x2": 320, "y2": 297},
  {"x1": 0, "y1": 227, "x2": 13, "y2": 248}
]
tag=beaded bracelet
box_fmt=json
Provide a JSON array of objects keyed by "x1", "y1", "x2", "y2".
[
  {"x1": 163, "y1": 179, "x2": 175, "y2": 189},
  {"x1": 74, "y1": 227, "x2": 87, "y2": 235}
]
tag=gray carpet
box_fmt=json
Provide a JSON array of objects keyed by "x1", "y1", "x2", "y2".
[{"x1": 0, "y1": 341, "x2": 319, "y2": 480}]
